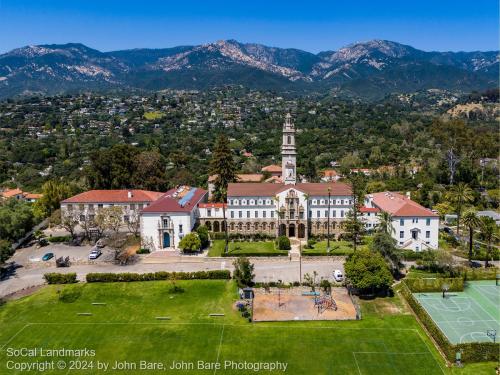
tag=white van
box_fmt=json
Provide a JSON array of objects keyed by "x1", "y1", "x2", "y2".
[{"x1": 333, "y1": 269, "x2": 343, "y2": 282}]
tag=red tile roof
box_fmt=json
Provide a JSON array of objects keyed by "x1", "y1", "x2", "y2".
[
  {"x1": 261, "y1": 164, "x2": 282, "y2": 173},
  {"x1": 1, "y1": 188, "x2": 23, "y2": 198},
  {"x1": 322, "y1": 169, "x2": 339, "y2": 177},
  {"x1": 208, "y1": 174, "x2": 263, "y2": 183},
  {"x1": 24, "y1": 193, "x2": 42, "y2": 199},
  {"x1": 142, "y1": 187, "x2": 207, "y2": 213},
  {"x1": 227, "y1": 182, "x2": 352, "y2": 197},
  {"x1": 62, "y1": 190, "x2": 164, "y2": 204},
  {"x1": 370, "y1": 192, "x2": 438, "y2": 217},
  {"x1": 360, "y1": 206, "x2": 380, "y2": 213}
]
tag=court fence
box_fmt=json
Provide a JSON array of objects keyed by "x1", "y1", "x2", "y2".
[{"x1": 399, "y1": 280, "x2": 499, "y2": 363}]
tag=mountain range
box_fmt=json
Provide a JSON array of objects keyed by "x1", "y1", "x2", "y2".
[{"x1": 0, "y1": 39, "x2": 497, "y2": 100}]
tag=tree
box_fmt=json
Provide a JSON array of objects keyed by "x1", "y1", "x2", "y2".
[
  {"x1": 126, "y1": 210, "x2": 141, "y2": 237},
  {"x1": 433, "y1": 202, "x2": 453, "y2": 219},
  {"x1": 209, "y1": 134, "x2": 237, "y2": 203},
  {"x1": 276, "y1": 236, "x2": 291, "y2": 250},
  {"x1": 446, "y1": 183, "x2": 474, "y2": 235},
  {"x1": 461, "y1": 209, "x2": 482, "y2": 264},
  {"x1": 179, "y1": 233, "x2": 201, "y2": 253},
  {"x1": 0, "y1": 200, "x2": 36, "y2": 241},
  {"x1": 0, "y1": 239, "x2": 13, "y2": 264},
  {"x1": 60, "y1": 210, "x2": 80, "y2": 239},
  {"x1": 94, "y1": 206, "x2": 124, "y2": 237},
  {"x1": 344, "y1": 248, "x2": 393, "y2": 295},
  {"x1": 232, "y1": 257, "x2": 255, "y2": 287},
  {"x1": 377, "y1": 211, "x2": 394, "y2": 235},
  {"x1": 344, "y1": 172, "x2": 367, "y2": 251},
  {"x1": 479, "y1": 216, "x2": 498, "y2": 268},
  {"x1": 33, "y1": 180, "x2": 74, "y2": 219},
  {"x1": 196, "y1": 225, "x2": 210, "y2": 249},
  {"x1": 370, "y1": 231, "x2": 402, "y2": 275},
  {"x1": 132, "y1": 151, "x2": 168, "y2": 191}
]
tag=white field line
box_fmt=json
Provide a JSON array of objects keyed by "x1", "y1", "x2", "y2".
[
  {"x1": 353, "y1": 351, "x2": 428, "y2": 354},
  {"x1": 435, "y1": 319, "x2": 498, "y2": 324},
  {"x1": 352, "y1": 352, "x2": 362, "y2": 375},
  {"x1": 415, "y1": 328, "x2": 446, "y2": 375},
  {"x1": 213, "y1": 324, "x2": 225, "y2": 375},
  {"x1": 0, "y1": 324, "x2": 31, "y2": 351}
]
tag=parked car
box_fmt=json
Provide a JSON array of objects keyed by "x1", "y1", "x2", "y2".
[
  {"x1": 333, "y1": 269, "x2": 344, "y2": 282},
  {"x1": 88, "y1": 248, "x2": 102, "y2": 260},
  {"x1": 42, "y1": 252, "x2": 54, "y2": 261},
  {"x1": 96, "y1": 239, "x2": 105, "y2": 248}
]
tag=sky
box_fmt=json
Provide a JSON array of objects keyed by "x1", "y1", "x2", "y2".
[{"x1": 0, "y1": 0, "x2": 498, "y2": 54}]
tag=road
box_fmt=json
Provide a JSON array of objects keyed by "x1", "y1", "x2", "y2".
[{"x1": 0, "y1": 257, "x2": 345, "y2": 298}]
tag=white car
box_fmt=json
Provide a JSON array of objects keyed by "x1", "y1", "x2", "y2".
[
  {"x1": 333, "y1": 269, "x2": 343, "y2": 282},
  {"x1": 88, "y1": 248, "x2": 102, "y2": 260}
]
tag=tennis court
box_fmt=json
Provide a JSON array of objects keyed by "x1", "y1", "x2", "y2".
[{"x1": 413, "y1": 280, "x2": 499, "y2": 344}]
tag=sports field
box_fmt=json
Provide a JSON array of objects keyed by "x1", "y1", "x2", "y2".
[
  {"x1": 0, "y1": 280, "x2": 495, "y2": 374},
  {"x1": 414, "y1": 280, "x2": 499, "y2": 344}
]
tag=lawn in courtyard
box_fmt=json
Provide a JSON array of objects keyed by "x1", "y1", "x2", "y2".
[
  {"x1": 143, "y1": 111, "x2": 164, "y2": 120},
  {"x1": 208, "y1": 239, "x2": 287, "y2": 257},
  {"x1": 301, "y1": 240, "x2": 370, "y2": 255},
  {"x1": 0, "y1": 280, "x2": 496, "y2": 374}
]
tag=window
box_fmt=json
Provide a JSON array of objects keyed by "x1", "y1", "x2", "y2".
[
  {"x1": 78, "y1": 204, "x2": 84, "y2": 211},
  {"x1": 317, "y1": 210, "x2": 320, "y2": 218},
  {"x1": 230, "y1": 211, "x2": 234, "y2": 218},
  {"x1": 426, "y1": 218, "x2": 431, "y2": 226},
  {"x1": 263, "y1": 211, "x2": 266, "y2": 218},
  {"x1": 255, "y1": 211, "x2": 258, "y2": 218},
  {"x1": 138, "y1": 204, "x2": 143, "y2": 209},
  {"x1": 89, "y1": 214, "x2": 95, "y2": 222},
  {"x1": 287, "y1": 135, "x2": 291, "y2": 144},
  {"x1": 179, "y1": 224, "x2": 183, "y2": 233},
  {"x1": 400, "y1": 231, "x2": 404, "y2": 239},
  {"x1": 400, "y1": 219, "x2": 404, "y2": 226},
  {"x1": 412, "y1": 218, "x2": 419, "y2": 224},
  {"x1": 313, "y1": 200, "x2": 317, "y2": 205},
  {"x1": 130, "y1": 204, "x2": 136, "y2": 211},
  {"x1": 124, "y1": 215, "x2": 129, "y2": 223},
  {"x1": 207, "y1": 209, "x2": 212, "y2": 217},
  {"x1": 98, "y1": 204, "x2": 103, "y2": 209},
  {"x1": 325, "y1": 210, "x2": 328, "y2": 217},
  {"x1": 332, "y1": 210, "x2": 336, "y2": 218},
  {"x1": 238, "y1": 211, "x2": 242, "y2": 218},
  {"x1": 67, "y1": 204, "x2": 73, "y2": 211},
  {"x1": 320, "y1": 199, "x2": 325, "y2": 205},
  {"x1": 163, "y1": 218, "x2": 169, "y2": 227},
  {"x1": 88, "y1": 204, "x2": 94, "y2": 210},
  {"x1": 426, "y1": 231, "x2": 430, "y2": 239},
  {"x1": 246, "y1": 211, "x2": 250, "y2": 218},
  {"x1": 341, "y1": 211, "x2": 344, "y2": 218},
  {"x1": 299, "y1": 211, "x2": 304, "y2": 219},
  {"x1": 79, "y1": 215, "x2": 85, "y2": 222}
]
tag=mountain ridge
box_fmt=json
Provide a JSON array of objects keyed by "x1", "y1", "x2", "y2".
[{"x1": 0, "y1": 39, "x2": 497, "y2": 99}]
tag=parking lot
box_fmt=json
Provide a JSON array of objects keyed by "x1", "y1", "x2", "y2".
[{"x1": 10, "y1": 242, "x2": 116, "y2": 267}]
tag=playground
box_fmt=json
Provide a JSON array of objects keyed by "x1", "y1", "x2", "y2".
[
  {"x1": 413, "y1": 280, "x2": 499, "y2": 344},
  {"x1": 252, "y1": 287, "x2": 358, "y2": 322}
]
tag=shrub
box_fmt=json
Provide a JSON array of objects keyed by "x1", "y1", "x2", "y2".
[
  {"x1": 48, "y1": 235, "x2": 71, "y2": 243},
  {"x1": 85, "y1": 270, "x2": 231, "y2": 283},
  {"x1": 196, "y1": 225, "x2": 210, "y2": 249},
  {"x1": 179, "y1": 233, "x2": 201, "y2": 253},
  {"x1": 44, "y1": 273, "x2": 77, "y2": 284},
  {"x1": 136, "y1": 248, "x2": 150, "y2": 254},
  {"x1": 233, "y1": 257, "x2": 255, "y2": 287},
  {"x1": 276, "y1": 236, "x2": 291, "y2": 250}
]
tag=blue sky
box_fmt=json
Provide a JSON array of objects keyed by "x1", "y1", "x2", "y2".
[{"x1": 0, "y1": 0, "x2": 498, "y2": 53}]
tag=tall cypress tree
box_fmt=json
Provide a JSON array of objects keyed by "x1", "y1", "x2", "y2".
[{"x1": 210, "y1": 134, "x2": 237, "y2": 202}]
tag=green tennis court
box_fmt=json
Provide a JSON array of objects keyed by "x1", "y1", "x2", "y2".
[{"x1": 414, "y1": 280, "x2": 499, "y2": 344}]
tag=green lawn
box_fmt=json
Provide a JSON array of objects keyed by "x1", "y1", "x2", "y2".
[
  {"x1": 302, "y1": 240, "x2": 368, "y2": 255},
  {"x1": 208, "y1": 239, "x2": 287, "y2": 257},
  {"x1": 0, "y1": 280, "x2": 495, "y2": 374}
]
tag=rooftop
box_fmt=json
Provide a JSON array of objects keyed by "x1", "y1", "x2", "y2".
[
  {"x1": 142, "y1": 186, "x2": 207, "y2": 213},
  {"x1": 370, "y1": 192, "x2": 438, "y2": 217},
  {"x1": 227, "y1": 182, "x2": 352, "y2": 197},
  {"x1": 62, "y1": 189, "x2": 164, "y2": 204}
]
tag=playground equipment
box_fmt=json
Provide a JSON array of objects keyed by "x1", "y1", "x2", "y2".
[{"x1": 314, "y1": 294, "x2": 337, "y2": 314}]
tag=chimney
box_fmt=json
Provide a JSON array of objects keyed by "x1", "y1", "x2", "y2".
[
  {"x1": 128, "y1": 191, "x2": 133, "y2": 199},
  {"x1": 406, "y1": 191, "x2": 411, "y2": 200}
]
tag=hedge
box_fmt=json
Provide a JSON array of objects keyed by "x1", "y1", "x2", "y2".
[
  {"x1": 222, "y1": 251, "x2": 288, "y2": 257},
  {"x1": 400, "y1": 281, "x2": 499, "y2": 363},
  {"x1": 404, "y1": 277, "x2": 464, "y2": 293},
  {"x1": 86, "y1": 270, "x2": 231, "y2": 283},
  {"x1": 44, "y1": 273, "x2": 78, "y2": 284},
  {"x1": 47, "y1": 235, "x2": 72, "y2": 243},
  {"x1": 463, "y1": 268, "x2": 498, "y2": 281}
]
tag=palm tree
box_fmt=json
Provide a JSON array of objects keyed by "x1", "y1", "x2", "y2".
[
  {"x1": 446, "y1": 183, "x2": 474, "y2": 236},
  {"x1": 377, "y1": 211, "x2": 394, "y2": 235},
  {"x1": 462, "y1": 209, "x2": 481, "y2": 265},
  {"x1": 479, "y1": 216, "x2": 498, "y2": 268}
]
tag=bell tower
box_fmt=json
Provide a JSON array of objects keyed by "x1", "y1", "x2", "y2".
[{"x1": 281, "y1": 113, "x2": 297, "y2": 185}]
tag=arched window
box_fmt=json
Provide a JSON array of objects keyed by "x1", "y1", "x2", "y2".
[
  {"x1": 238, "y1": 223, "x2": 243, "y2": 230},
  {"x1": 262, "y1": 222, "x2": 267, "y2": 230},
  {"x1": 324, "y1": 222, "x2": 328, "y2": 229},
  {"x1": 254, "y1": 222, "x2": 259, "y2": 230},
  {"x1": 270, "y1": 223, "x2": 275, "y2": 230},
  {"x1": 246, "y1": 222, "x2": 251, "y2": 230},
  {"x1": 206, "y1": 221, "x2": 212, "y2": 230},
  {"x1": 230, "y1": 223, "x2": 235, "y2": 230}
]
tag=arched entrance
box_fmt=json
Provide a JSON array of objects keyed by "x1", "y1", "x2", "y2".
[
  {"x1": 213, "y1": 221, "x2": 220, "y2": 232},
  {"x1": 279, "y1": 224, "x2": 286, "y2": 236},
  {"x1": 162, "y1": 232, "x2": 170, "y2": 248},
  {"x1": 289, "y1": 223, "x2": 296, "y2": 237},
  {"x1": 298, "y1": 223, "x2": 305, "y2": 238}
]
